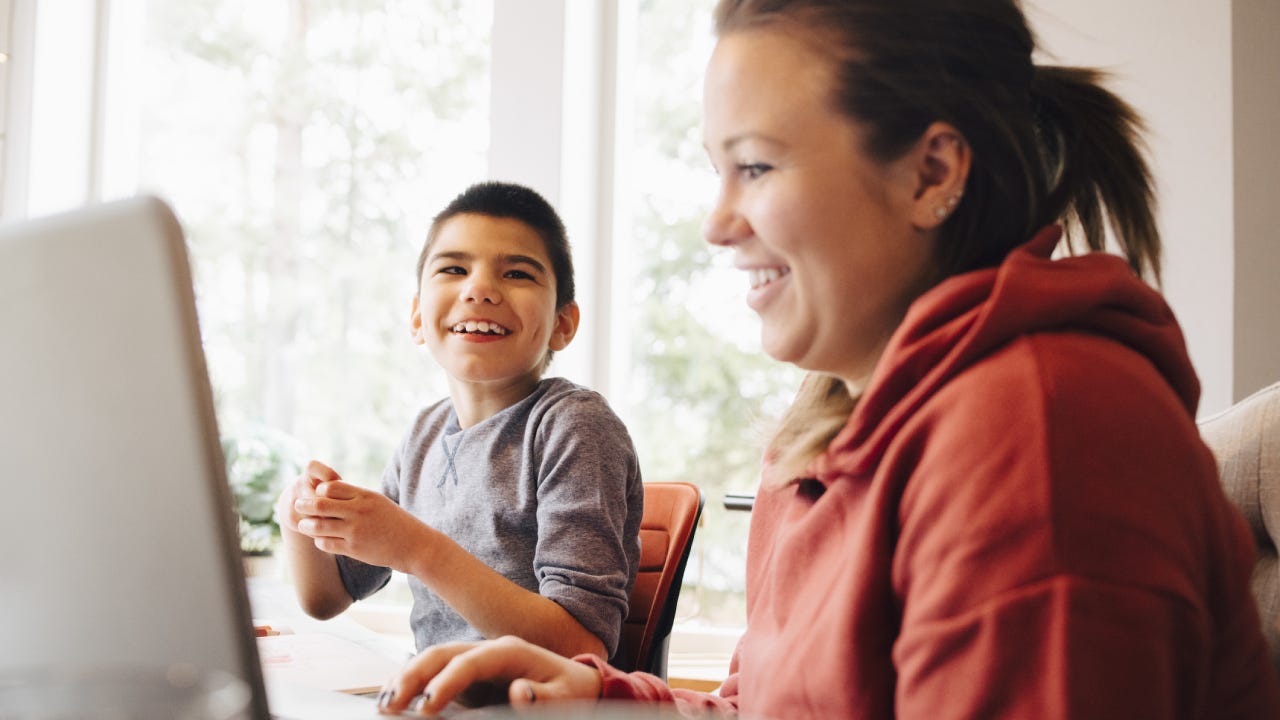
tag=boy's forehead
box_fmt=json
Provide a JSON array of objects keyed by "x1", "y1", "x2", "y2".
[{"x1": 430, "y1": 213, "x2": 551, "y2": 264}]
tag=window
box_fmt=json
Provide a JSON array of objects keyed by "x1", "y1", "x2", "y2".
[
  {"x1": 9, "y1": 0, "x2": 798, "y2": 634},
  {"x1": 614, "y1": 0, "x2": 804, "y2": 628},
  {"x1": 101, "y1": 0, "x2": 491, "y2": 491}
]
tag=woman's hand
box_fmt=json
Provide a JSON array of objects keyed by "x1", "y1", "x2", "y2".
[{"x1": 377, "y1": 636, "x2": 603, "y2": 716}]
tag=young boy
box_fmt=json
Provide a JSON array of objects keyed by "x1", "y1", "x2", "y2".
[{"x1": 275, "y1": 181, "x2": 644, "y2": 661}]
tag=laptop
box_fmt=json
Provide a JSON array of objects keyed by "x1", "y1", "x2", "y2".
[{"x1": 0, "y1": 196, "x2": 396, "y2": 719}]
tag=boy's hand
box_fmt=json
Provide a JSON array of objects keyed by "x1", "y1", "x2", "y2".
[
  {"x1": 290, "y1": 476, "x2": 429, "y2": 574},
  {"x1": 274, "y1": 460, "x2": 333, "y2": 535}
]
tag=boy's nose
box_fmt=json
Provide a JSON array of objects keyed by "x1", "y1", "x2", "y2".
[{"x1": 462, "y1": 275, "x2": 501, "y2": 304}]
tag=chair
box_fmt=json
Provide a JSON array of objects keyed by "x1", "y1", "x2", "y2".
[
  {"x1": 1199, "y1": 380, "x2": 1280, "y2": 677},
  {"x1": 612, "y1": 481, "x2": 704, "y2": 678}
]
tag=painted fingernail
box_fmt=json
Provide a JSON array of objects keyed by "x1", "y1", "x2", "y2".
[{"x1": 376, "y1": 689, "x2": 394, "y2": 709}]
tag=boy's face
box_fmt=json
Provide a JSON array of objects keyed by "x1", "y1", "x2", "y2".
[{"x1": 411, "y1": 213, "x2": 578, "y2": 392}]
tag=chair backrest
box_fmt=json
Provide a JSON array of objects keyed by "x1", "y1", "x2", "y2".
[
  {"x1": 1199, "y1": 381, "x2": 1280, "y2": 677},
  {"x1": 613, "y1": 481, "x2": 704, "y2": 678}
]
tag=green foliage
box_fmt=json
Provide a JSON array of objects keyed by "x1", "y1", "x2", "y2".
[
  {"x1": 222, "y1": 426, "x2": 304, "y2": 555},
  {"x1": 135, "y1": 0, "x2": 480, "y2": 492}
]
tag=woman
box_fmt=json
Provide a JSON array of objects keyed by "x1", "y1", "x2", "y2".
[{"x1": 378, "y1": 1, "x2": 1280, "y2": 717}]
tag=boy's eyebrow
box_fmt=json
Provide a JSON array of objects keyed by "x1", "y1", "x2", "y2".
[{"x1": 428, "y1": 250, "x2": 548, "y2": 275}]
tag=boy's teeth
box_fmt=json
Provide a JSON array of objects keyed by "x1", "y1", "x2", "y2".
[{"x1": 451, "y1": 321, "x2": 510, "y2": 335}]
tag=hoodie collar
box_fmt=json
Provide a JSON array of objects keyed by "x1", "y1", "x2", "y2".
[{"x1": 808, "y1": 226, "x2": 1199, "y2": 485}]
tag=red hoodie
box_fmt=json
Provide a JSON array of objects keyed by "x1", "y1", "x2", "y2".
[{"x1": 580, "y1": 227, "x2": 1280, "y2": 718}]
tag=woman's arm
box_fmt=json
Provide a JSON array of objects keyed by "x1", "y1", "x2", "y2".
[{"x1": 378, "y1": 636, "x2": 738, "y2": 716}]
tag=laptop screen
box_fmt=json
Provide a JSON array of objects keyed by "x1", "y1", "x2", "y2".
[{"x1": 0, "y1": 196, "x2": 270, "y2": 719}]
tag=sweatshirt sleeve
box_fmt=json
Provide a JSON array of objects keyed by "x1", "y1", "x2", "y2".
[
  {"x1": 532, "y1": 392, "x2": 644, "y2": 657},
  {"x1": 575, "y1": 654, "x2": 740, "y2": 715}
]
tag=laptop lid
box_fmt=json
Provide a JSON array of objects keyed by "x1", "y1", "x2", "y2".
[{"x1": 0, "y1": 196, "x2": 270, "y2": 719}]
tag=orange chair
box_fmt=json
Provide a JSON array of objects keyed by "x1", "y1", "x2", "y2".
[{"x1": 612, "y1": 481, "x2": 704, "y2": 678}]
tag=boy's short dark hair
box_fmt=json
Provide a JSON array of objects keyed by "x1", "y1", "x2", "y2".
[{"x1": 416, "y1": 181, "x2": 575, "y2": 309}]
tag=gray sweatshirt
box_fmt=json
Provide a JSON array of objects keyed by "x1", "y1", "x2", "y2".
[{"x1": 335, "y1": 377, "x2": 643, "y2": 656}]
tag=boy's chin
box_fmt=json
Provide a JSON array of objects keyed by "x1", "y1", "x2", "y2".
[{"x1": 444, "y1": 364, "x2": 545, "y2": 388}]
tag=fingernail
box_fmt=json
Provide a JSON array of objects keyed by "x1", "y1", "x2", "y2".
[
  {"x1": 376, "y1": 689, "x2": 394, "y2": 709},
  {"x1": 527, "y1": 684, "x2": 536, "y2": 704},
  {"x1": 410, "y1": 695, "x2": 426, "y2": 712}
]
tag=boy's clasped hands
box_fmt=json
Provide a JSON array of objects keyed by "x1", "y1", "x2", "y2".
[{"x1": 277, "y1": 460, "x2": 431, "y2": 576}]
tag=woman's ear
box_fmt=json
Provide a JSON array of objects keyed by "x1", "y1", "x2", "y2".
[
  {"x1": 409, "y1": 295, "x2": 426, "y2": 345},
  {"x1": 908, "y1": 121, "x2": 972, "y2": 231},
  {"x1": 548, "y1": 301, "x2": 581, "y2": 352}
]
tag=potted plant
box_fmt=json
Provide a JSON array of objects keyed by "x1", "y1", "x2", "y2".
[{"x1": 222, "y1": 425, "x2": 303, "y2": 557}]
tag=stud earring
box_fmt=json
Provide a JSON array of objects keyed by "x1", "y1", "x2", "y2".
[{"x1": 934, "y1": 205, "x2": 949, "y2": 220}]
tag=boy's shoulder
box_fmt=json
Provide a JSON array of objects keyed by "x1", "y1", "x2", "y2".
[{"x1": 528, "y1": 376, "x2": 615, "y2": 415}]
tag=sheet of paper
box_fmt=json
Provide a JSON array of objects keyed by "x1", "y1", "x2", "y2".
[
  {"x1": 265, "y1": 679, "x2": 461, "y2": 719},
  {"x1": 257, "y1": 632, "x2": 404, "y2": 695}
]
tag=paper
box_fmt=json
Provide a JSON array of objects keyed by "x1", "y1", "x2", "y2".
[{"x1": 257, "y1": 632, "x2": 405, "y2": 695}]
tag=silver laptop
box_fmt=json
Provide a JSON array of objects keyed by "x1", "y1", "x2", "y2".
[{"x1": 0, "y1": 196, "x2": 390, "y2": 719}]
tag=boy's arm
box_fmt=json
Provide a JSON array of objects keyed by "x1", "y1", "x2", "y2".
[
  {"x1": 288, "y1": 475, "x2": 603, "y2": 656},
  {"x1": 403, "y1": 529, "x2": 607, "y2": 658},
  {"x1": 274, "y1": 464, "x2": 355, "y2": 619}
]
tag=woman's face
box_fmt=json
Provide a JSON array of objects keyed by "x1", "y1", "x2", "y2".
[{"x1": 702, "y1": 27, "x2": 939, "y2": 388}]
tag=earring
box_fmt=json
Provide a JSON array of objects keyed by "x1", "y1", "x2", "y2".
[{"x1": 934, "y1": 194, "x2": 962, "y2": 220}]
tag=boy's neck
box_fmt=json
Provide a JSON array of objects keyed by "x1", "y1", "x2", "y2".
[{"x1": 448, "y1": 374, "x2": 545, "y2": 429}]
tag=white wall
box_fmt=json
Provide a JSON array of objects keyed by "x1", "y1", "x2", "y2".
[
  {"x1": 1028, "y1": 0, "x2": 1279, "y2": 414},
  {"x1": 1231, "y1": 0, "x2": 1280, "y2": 405}
]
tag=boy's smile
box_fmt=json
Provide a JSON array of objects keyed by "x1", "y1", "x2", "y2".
[{"x1": 411, "y1": 213, "x2": 578, "y2": 420}]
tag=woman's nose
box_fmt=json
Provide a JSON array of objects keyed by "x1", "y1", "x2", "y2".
[{"x1": 703, "y1": 190, "x2": 749, "y2": 247}]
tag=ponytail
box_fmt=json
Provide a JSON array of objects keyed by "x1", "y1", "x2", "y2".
[{"x1": 1032, "y1": 66, "x2": 1160, "y2": 284}]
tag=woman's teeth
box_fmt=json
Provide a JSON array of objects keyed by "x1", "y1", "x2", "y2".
[
  {"x1": 451, "y1": 320, "x2": 511, "y2": 336},
  {"x1": 748, "y1": 266, "x2": 790, "y2": 290}
]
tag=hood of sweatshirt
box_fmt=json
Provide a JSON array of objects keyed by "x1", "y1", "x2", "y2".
[{"x1": 809, "y1": 225, "x2": 1200, "y2": 485}]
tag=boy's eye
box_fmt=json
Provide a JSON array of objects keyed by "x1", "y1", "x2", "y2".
[
  {"x1": 738, "y1": 163, "x2": 772, "y2": 180},
  {"x1": 505, "y1": 269, "x2": 535, "y2": 280},
  {"x1": 436, "y1": 266, "x2": 466, "y2": 275}
]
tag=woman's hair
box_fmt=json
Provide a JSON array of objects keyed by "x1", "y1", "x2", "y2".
[{"x1": 713, "y1": 0, "x2": 1161, "y2": 481}]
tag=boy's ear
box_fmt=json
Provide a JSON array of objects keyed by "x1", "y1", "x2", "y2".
[
  {"x1": 907, "y1": 121, "x2": 972, "y2": 231},
  {"x1": 547, "y1": 301, "x2": 580, "y2": 352},
  {"x1": 409, "y1": 295, "x2": 426, "y2": 345}
]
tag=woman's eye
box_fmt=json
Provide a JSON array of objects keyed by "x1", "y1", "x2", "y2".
[{"x1": 738, "y1": 163, "x2": 772, "y2": 180}]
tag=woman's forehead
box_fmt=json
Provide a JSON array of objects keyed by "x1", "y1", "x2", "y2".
[{"x1": 703, "y1": 28, "x2": 840, "y2": 144}]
